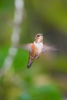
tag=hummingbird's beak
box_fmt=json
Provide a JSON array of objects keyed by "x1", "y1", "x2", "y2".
[{"x1": 42, "y1": 33, "x2": 48, "y2": 36}]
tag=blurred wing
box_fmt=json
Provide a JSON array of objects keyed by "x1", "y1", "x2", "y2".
[
  {"x1": 43, "y1": 44, "x2": 57, "y2": 53},
  {"x1": 14, "y1": 43, "x2": 32, "y2": 52}
]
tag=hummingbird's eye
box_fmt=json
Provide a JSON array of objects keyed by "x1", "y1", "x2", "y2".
[{"x1": 37, "y1": 35, "x2": 40, "y2": 37}]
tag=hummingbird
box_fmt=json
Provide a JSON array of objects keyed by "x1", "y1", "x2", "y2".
[{"x1": 16, "y1": 33, "x2": 56, "y2": 68}]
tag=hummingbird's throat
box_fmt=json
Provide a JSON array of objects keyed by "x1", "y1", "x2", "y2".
[{"x1": 35, "y1": 38, "x2": 43, "y2": 43}]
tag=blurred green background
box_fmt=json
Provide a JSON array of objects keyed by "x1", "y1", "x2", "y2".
[{"x1": 0, "y1": 0, "x2": 67, "y2": 100}]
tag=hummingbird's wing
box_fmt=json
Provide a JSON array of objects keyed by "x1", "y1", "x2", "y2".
[
  {"x1": 43, "y1": 44, "x2": 57, "y2": 53},
  {"x1": 14, "y1": 43, "x2": 32, "y2": 52}
]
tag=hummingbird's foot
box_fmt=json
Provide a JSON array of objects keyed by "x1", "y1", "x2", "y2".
[
  {"x1": 34, "y1": 55, "x2": 39, "y2": 59},
  {"x1": 36, "y1": 56, "x2": 39, "y2": 59}
]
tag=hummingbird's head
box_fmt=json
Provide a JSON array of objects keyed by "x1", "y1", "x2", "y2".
[{"x1": 34, "y1": 33, "x2": 46, "y2": 43}]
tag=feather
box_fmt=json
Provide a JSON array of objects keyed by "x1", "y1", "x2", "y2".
[
  {"x1": 43, "y1": 44, "x2": 57, "y2": 53},
  {"x1": 13, "y1": 43, "x2": 32, "y2": 52},
  {"x1": 27, "y1": 57, "x2": 33, "y2": 68}
]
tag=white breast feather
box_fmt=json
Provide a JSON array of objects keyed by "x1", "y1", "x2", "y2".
[{"x1": 34, "y1": 42, "x2": 43, "y2": 54}]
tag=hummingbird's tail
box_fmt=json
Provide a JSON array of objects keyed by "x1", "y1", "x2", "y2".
[{"x1": 27, "y1": 58, "x2": 33, "y2": 68}]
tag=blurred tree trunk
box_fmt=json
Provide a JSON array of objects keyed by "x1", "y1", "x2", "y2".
[{"x1": 0, "y1": 0, "x2": 24, "y2": 76}]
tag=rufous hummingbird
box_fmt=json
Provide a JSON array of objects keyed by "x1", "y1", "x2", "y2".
[{"x1": 16, "y1": 33, "x2": 56, "y2": 68}]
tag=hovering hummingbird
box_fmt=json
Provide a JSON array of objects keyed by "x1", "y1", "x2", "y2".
[{"x1": 16, "y1": 33, "x2": 56, "y2": 68}]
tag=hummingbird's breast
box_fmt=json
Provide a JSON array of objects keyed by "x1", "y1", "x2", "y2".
[
  {"x1": 29, "y1": 42, "x2": 43, "y2": 60},
  {"x1": 33, "y1": 42, "x2": 43, "y2": 55}
]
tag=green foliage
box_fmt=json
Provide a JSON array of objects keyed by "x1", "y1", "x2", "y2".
[
  {"x1": 0, "y1": 46, "x2": 9, "y2": 67},
  {"x1": 13, "y1": 50, "x2": 29, "y2": 70},
  {"x1": 21, "y1": 85, "x2": 62, "y2": 100}
]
